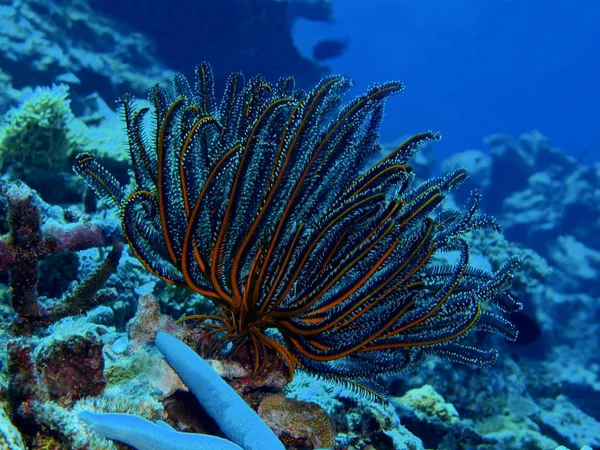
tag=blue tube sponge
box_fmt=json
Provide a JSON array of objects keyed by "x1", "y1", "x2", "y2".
[
  {"x1": 78, "y1": 331, "x2": 284, "y2": 450},
  {"x1": 79, "y1": 411, "x2": 242, "y2": 450},
  {"x1": 154, "y1": 331, "x2": 284, "y2": 450}
]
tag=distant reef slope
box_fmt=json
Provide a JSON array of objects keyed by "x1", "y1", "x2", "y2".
[
  {"x1": 0, "y1": 0, "x2": 170, "y2": 98},
  {"x1": 0, "y1": 0, "x2": 331, "y2": 111},
  {"x1": 88, "y1": 0, "x2": 332, "y2": 88}
]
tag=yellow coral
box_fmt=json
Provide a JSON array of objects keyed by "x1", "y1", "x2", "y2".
[
  {"x1": 258, "y1": 393, "x2": 335, "y2": 449},
  {"x1": 395, "y1": 384, "x2": 459, "y2": 425},
  {"x1": 0, "y1": 84, "x2": 88, "y2": 172}
]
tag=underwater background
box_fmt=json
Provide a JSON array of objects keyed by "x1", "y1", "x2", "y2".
[{"x1": 0, "y1": 0, "x2": 598, "y2": 449}]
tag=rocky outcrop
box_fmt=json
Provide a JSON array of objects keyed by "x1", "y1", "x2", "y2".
[{"x1": 88, "y1": 0, "x2": 332, "y2": 90}]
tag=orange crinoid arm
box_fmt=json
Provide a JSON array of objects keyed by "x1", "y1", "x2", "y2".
[{"x1": 75, "y1": 63, "x2": 521, "y2": 400}]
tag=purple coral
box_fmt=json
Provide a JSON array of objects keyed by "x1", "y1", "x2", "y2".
[{"x1": 0, "y1": 181, "x2": 123, "y2": 332}]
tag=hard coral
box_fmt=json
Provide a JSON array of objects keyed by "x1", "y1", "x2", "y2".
[
  {"x1": 7, "y1": 329, "x2": 106, "y2": 410},
  {"x1": 35, "y1": 332, "x2": 106, "y2": 407},
  {"x1": 258, "y1": 393, "x2": 335, "y2": 449},
  {"x1": 1, "y1": 0, "x2": 171, "y2": 101},
  {"x1": 125, "y1": 294, "x2": 288, "y2": 394},
  {"x1": 5, "y1": 323, "x2": 108, "y2": 448},
  {"x1": 0, "y1": 407, "x2": 26, "y2": 449},
  {"x1": 0, "y1": 181, "x2": 123, "y2": 333},
  {"x1": 0, "y1": 85, "x2": 85, "y2": 173},
  {"x1": 394, "y1": 384, "x2": 459, "y2": 425}
]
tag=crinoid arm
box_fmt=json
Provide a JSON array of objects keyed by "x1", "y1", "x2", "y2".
[{"x1": 75, "y1": 63, "x2": 521, "y2": 398}]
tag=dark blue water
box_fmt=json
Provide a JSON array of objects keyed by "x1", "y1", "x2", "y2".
[{"x1": 294, "y1": 0, "x2": 600, "y2": 161}]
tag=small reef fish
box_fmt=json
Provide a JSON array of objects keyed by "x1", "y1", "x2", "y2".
[
  {"x1": 510, "y1": 310, "x2": 542, "y2": 345},
  {"x1": 312, "y1": 38, "x2": 349, "y2": 61}
]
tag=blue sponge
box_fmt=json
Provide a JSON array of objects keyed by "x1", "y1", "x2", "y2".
[
  {"x1": 79, "y1": 411, "x2": 242, "y2": 450},
  {"x1": 79, "y1": 331, "x2": 284, "y2": 450}
]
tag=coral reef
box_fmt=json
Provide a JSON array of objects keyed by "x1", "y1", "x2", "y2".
[
  {"x1": 79, "y1": 331, "x2": 285, "y2": 450},
  {"x1": 442, "y1": 131, "x2": 600, "y2": 292},
  {"x1": 1, "y1": 114, "x2": 597, "y2": 450},
  {"x1": 287, "y1": 371, "x2": 424, "y2": 449},
  {"x1": 0, "y1": 0, "x2": 171, "y2": 104},
  {"x1": 0, "y1": 181, "x2": 122, "y2": 332},
  {"x1": 392, "y1": 337, "x2": 600, "y2": 450},
  {"x1": 0, "y1": 81, "x2": 132, "y2": 205},
  {"x1": 258, "y1": 393, "x2": 335, "y2": 449},
  {"x1": 395, "y1": 385, "x2": 459, "y2": 426},
  {"x1": 8, "y1": 329, "x2": 105, "y2": 410},
  {"x1": 1, "y1": 127, "x2": 598, "y2": 449},
  {"x1": 438, "y1": 131, "x2": 600, "y2": 436},
  {"x1": 0, "y1": 85, "x2": 82, "y2": 174},
  {"x1": 0, "y1": 406, "x2": 26, "y2": 449},
  {"x1": 4, "y1": 320, "x2": 109, "y2": 448},
  {"x1": 0, "y1": 0, "x2": 598, "y2": 445}
]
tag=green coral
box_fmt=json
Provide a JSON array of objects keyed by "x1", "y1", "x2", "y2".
[{"x1": 0, "y1": 84, "x2": 87, "y2": 172}]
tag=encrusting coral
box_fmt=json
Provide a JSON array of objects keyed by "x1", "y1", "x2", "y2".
[{"x1": 258, "y1": 393, "x2": 335, "y2": 449}]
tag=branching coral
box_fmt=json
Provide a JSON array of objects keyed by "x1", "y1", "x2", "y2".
[
  {"x1": 0, "y1": 85, "x2": 86, "y2": 173},
  {"x1": 0, "y1": 181, "x2": 123, "y2": 333}
]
